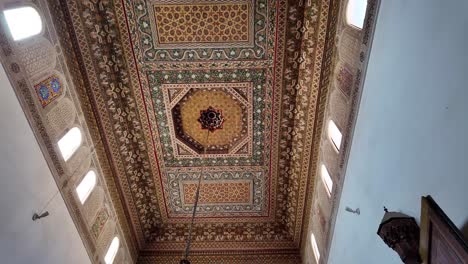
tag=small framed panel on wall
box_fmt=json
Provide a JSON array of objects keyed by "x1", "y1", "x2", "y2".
[{"x1": 420, "y1": 196, "x2": 468, "y2": 263}]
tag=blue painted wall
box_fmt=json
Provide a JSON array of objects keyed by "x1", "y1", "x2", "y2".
[
  {"x1": 328, "y1": 1, "x2": 468, "y2": 263},
  {"x1": 0, "y1": 65, "x2": 91, "y2": 264}
]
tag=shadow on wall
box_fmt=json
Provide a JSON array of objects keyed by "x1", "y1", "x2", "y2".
[{"x1": 462, "y1": 220, "x2": 468, "y2": 241}]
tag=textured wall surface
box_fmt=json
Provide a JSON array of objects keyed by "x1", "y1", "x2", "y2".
[
  {"x1": 328, "y1": 0, "x2": 468, "y2": 263},
  {"x1": 0, "y1": 65, "x2": 91, "y2": 264}
]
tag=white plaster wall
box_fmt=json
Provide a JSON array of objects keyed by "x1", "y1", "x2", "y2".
[
  {"x1": 0, "y1": 65, "x2": 91, "y2": 264},
  {"x1": 328, "y1": 0, "x2": 468, "y2": 263}
]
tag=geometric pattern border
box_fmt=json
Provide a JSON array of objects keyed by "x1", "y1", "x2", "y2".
[
  {"x1": 162, "y1": 82, "x2": 253, "y2": 159},
  {"x1": 149, "y1": 0, "x2": 255, "y2": 49},
  {"x1": 48, "y1": 0, "x2": 340, "y2": 257},
  {"x1": 166, "y1": 168, "x2": 267, "y2": 218},
  {"x1": 141, "y1": 0, "x2": 267, "y2": 61},
  {"x1": 150, "y1": 68, "x2": 268, "y2": 168}
]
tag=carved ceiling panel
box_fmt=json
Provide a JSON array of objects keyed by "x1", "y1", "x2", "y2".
[
  {"x1": 163, "y1": 82, "x2": 253, "y2": 158},
  {"x1": 50, "y1": 0, "x2": 339, "y2": 259}
]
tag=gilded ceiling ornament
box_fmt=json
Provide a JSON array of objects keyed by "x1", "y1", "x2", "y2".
[
  {"x1": 52, "y1": 0, "x2": 338, "y2": 258},
  {"x1": 198, "y1": 106, "x2": 225, "y2": 132}
]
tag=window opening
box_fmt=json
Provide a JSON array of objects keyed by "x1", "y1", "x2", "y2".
[
  {"x1": 346, "y1": 0, "x2": 368, "y2": 29},
  {"x1": 76, "y1": 171, "x2": 96, "y2": 204},
  {"x1": 328, "y1": 120, "x2": 342, "y2": 151},
  {"x1": 58, "y1": 127, "x2": 82, "y2": 161},
  {"x1": 4, "y1": 7, "x2": 42, "y2": 41},
  {"x1": 311, "y1": 233, "x2": 321, "y2": 263},
  {"x1": 104, "y1": 237, "x2": 120, "y2": 264},
  {"x1": 321, "y1": 164, "x2": 333, "y2": 197}
]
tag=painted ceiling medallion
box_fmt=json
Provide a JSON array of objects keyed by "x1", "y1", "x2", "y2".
[
  {"x1": 198, "y1": 106, "x2": 225, "y2": 132},
  {"x1": 165, "y1": 83, "x2": 253, "y2": 158}
]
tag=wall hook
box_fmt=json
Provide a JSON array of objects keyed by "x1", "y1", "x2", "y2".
[
  {"x1": 32, "y1": 211, "x2": 49, "y2": 221},
  {"x1": 345, "y1": 206, "x2": 360, "y2": 215}
]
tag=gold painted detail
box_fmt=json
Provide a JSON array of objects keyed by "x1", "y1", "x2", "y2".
[
  {"x1": 183, "y1": 181, "x2": 252, "y2": 204},
  {"x1": 154, "y1": 3, "x2": 250, "y2": 44},
  {"x1": 198, "y1": 106, "x2": 225, "y2": 132},
  {"x1": 180, "y1": 90, "x2": 243, "y2": 148},
  {"x1": 163, "y1": 82, "x2": 253, "y2": 158}
]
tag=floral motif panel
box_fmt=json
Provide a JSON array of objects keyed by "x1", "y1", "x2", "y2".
[
  {"x1": 56, "y1": 0, "x2": 338, "y2": 258},
  {"x1": 183, "y1": 181, "x2": 252, "y2": 204},
  {"x1": 152, "y1": 1, "x2": 253, "y2": 46},
  {"x1": 137, "y1": 0, "x2": 268, "y2": 61},
  {"x1": 91, "y1": 208, "x2": 109, "y2": 239},
  {"x1": 337, "y1": 63, "x2": 354, "y2": 98},
  {"x1": 34, "y1": 75, "x2": 63, "y2": 107},
  {"x1": 165, "y1": 168, "x2": 266, "y2": 218}
]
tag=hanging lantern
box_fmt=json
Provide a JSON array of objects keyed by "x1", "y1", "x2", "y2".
[
  {"x1": 180, "y1": 115, "x2": 214, "y2": 264},
  {"x1": 377, "y1": 207, "x2": 422, "y2": 264}
]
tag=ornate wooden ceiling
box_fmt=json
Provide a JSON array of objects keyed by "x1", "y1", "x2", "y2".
[{"x1": 49, "y1": 0, "x2": 340, "y2": 261}]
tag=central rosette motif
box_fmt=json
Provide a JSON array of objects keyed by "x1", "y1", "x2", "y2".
[
  {"x1": 177, "y1": 89, "x2": 245, "y2": 154},
  {"x1": 162, "y1": 82, "x2": 254, "y2": 158},
  {"x1": 198, "y1": 106, "x2": 225, "y2": 132}
]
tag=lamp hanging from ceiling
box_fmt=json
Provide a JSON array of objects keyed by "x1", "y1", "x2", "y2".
[
  {"x1": 377, "y1": 207, "x2": 422, "y2": 264},
  {"x1": 180, "y1": 106, "x2": 224, "y2": 264}
]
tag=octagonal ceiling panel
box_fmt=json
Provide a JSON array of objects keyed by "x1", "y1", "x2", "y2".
[
  {"x1": 163, "y1": 82, "x2": 253, "y2": 158},
  {"x1": 55, "y1": 0, "x2": 339, "y2": 260}
]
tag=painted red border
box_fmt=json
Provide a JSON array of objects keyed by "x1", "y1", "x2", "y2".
[{"x1": 120, "y1": 0, "x2": 281, "y2": 220}]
